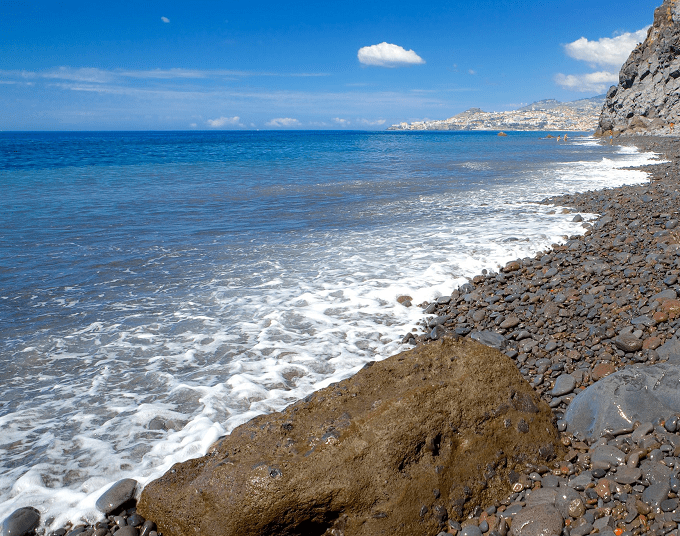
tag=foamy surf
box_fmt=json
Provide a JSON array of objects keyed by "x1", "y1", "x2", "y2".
[{"x1": 0, "y1": 132, "x2": 659, "y2": 530}]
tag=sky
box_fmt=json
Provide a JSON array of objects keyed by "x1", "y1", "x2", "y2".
[{"x1": 0, "y1": 0, "x2": 662, "y2": 130}]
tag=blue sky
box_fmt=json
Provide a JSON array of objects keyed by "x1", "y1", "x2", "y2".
[{"x1": 0, "y1": 0, "x2": 661, "y2": 130}]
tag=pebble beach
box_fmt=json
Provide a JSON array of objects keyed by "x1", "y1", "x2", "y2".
[{"x1": 410, "y1": 135, "x2": 680, "y2": 536}]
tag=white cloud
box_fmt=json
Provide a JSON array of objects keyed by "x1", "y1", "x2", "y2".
[
  {"x1": 357, "y1": 42, "x2": 425, "y2": 67},
  {"x1": 190, "y1": 123, "x2": 197, "y2": 128},
  {"x1": 265, "y1": 117, "x2": 301, "y2": 127},
  {"x1": 332, "y1": 117, "x2": 350, "y2": 126},
  {"x1": 564, "y1": 27, "x2": 649, "y2": 67},
  {"x1": 468, "y1": 69, "x2": 476, "y2": 75},
  {"x1": 206, "y1": 116, "x2": 241, "y2": 127},
  {"x1": 161, "y1": 16, "x2": 170, "y2": 23},
  {"x1": 554, "y1": 71, "x2": 618, "y2": 93},
  {"x1": 357, "y1": 118, "x2": 386, "y2": 126}
]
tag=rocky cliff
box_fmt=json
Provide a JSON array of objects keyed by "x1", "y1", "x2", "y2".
[{"x1": 597, "y1": 0, "x2": 680, "y2": 136}]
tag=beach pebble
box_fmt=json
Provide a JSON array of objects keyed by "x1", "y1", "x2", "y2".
[
  {"x1": 509, "y1": 504, "x2": 563, "y2": 536},
  {"x1": 113, "y1": 527, "x2": 138, "y2": 536},
  {"x1": 461, "y1": 525, "x2": 483, "y2": 536},
  {"x1": 614, "y1": 332, "x2": 643, "y2": 352},
  {"x1": 642, "y1": 481, "x2": 671, "y2": 509},
  {"x1": 470, "y1": 331, "x2": 506, "y2": 350},
  {"x1": 591, "y1": 445, "x2": 626, "y2": 467},
  {"x1": 551, "y1": 374, "x2": 575, "y2": 397},
  {"x1": 0, "y1": 507, "x2": 40, "y2": 536},
  {"x1": 95, "y1": 479, "x2": 138, "y2": 515},
  {"x1": 138, "y1": 521, "x2": 156, "y2": 536},
  {"x1": 613, "y1": 465, "x2": 641, "y2": 484}
]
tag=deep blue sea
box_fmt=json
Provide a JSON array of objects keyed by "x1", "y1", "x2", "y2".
[{"x1": 0, "y1": 130, "x2": 657, "y2": 528}]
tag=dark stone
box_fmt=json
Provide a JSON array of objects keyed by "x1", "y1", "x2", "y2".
[
  {"x1": 470, "y1": 330, "x2": 506, "y2": 350},
  {"x1": 0, "y1": 507, "x2": 40, "y2": 536},
  {"x1": 114, "y1": 528, "x2": 138, "y2": 536},
  {"x1": 614, "y1": 333, "x2": 643, "y2": 352},
  {"x1": 95, "y1": 479, "x2": 138, "y2": 515}
]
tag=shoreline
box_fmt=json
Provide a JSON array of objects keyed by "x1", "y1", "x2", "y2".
[{"x1": 3, "y1": 134, "x2": 678, "y2": 536}]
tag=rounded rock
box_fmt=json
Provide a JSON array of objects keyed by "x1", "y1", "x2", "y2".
[
  {"x1": 95, "y1": 479, "x2": 138, "y2": 515},
  {"x1": 114, "y1": 528, "x2": 138, "y2": 536},
  {"x1": 0, "y1": 507, "x2": 40, "y2": 536},
  {"x1": 551, "y1": 374, "x2": 576, "y2": 397},
  {"x1": 509, "y1": 504, "x2": 563, "y2": 536},
  {"x1": 461, "y1": 525, "x2": 483, "y2": 536}
]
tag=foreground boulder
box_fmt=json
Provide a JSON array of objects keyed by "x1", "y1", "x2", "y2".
[
  {"x1": 139, "y1": 338, "x2": 561, "y2": 536},
  {"x1": 564, "y1": 361, "x2": 680, "y2": 440}
]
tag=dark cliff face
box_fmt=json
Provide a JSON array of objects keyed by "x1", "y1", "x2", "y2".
[{"x1": 597, "y1": 0, "x2": 680, "y2": 136}]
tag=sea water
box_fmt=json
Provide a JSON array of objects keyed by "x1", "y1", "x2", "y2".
[{"x1": 0, "y1": 131, "x2": 658, "y2": 529}]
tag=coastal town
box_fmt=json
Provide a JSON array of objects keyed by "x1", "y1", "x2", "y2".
[{"x1": 388, "y1": 95, "x2": 604, "y2": 132}]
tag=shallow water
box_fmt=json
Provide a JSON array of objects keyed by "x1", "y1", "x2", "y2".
[{"x1": 0, "y1": 131, "x2": 657, "y2": 528}]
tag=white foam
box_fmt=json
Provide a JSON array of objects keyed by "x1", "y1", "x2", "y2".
[{"x1": 0, "y1": 138, "x2": 660, "y2": 530}]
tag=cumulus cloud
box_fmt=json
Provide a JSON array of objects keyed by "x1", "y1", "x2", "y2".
[
  {"x1": 161, "y1": 16, "x2": 170, "y2": 23},
  {"x1": 206, "y1": 116, "x2": 241, "y2": 127},
  {"x1": 357, "y1": 42, "x2": 425, "y2": 67},
  {"x1": 265, "y1": 117, "x2": 301, "y2": 127},
  {"x1": 564, "y1": 27, "x2": 649, "y2": 67},
  {"x1": 554, "y1": 71, "x2": 619, "y2": 93},
  {"x1": 357, "y1": 118, "x2": 386, "y2": 126},
  {"x1": 332, "y1": 117, "x2": 350, "y2": 126}
]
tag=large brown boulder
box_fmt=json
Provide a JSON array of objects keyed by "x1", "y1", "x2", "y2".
[{"x1": 138, "y1": 338, "x2": 561, "y2": 536}]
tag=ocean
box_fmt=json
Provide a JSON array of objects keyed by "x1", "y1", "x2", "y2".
[{"x1": 0, "y1": 130, "x2": 657, "y2": 529}]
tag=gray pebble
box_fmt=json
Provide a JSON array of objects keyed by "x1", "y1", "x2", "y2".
[
  {"x1": 551, "y1": 374, "x2": 576, "y2": 397},
  {"x1": 569, "y1": 523, "x2": 593, "y2": 536},
  {"x1": 642, "y1": 481, "x2": 671, "y2": 509},
  {"x1": 510, "y1": 504, "x2": 563, "y2": 536},
  {"x1": 113, "y1": 528, "x2": 138, "y2": 536},
  {"x1": 661, "y1": 498, "x2": 678, "y2": 512},
  {"x1": 591, "y1": 445, "x2": 626, "y2": 467},
  {"x1": 461, "y1": 526, "x2": 483, "y2": 536}
]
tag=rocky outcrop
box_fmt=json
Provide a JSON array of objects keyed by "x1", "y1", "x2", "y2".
[
  {"x1": 138, "y1": 338, "x2": 562, "y2": 536},
  {"x1": 597, "y1": 0, "x2": 680, "y2": 136}
]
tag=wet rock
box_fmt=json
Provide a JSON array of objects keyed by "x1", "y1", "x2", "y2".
[
  {"x1": 614, "y1": 332, "x2": 643, "y2": 352},
  {"x1": 642, "y1": 481, "x2": 671, "y2": 510},
  {"x1": 509, "y1": 504, "x2": 563, "y2": 536},
  {"x1": 564, "y1": 363, "x2": 680, "y2": 439},
  {"x1": 613, "y1": 466, "x2": 642, "y2": 485},
  {"x1": 470, "y1": 331, "x2": 506, "y2": 350},
  {"x1": 95, "y1": 479, "x2": 138, "y2": 515},
  {"x1": 550, "y1": 374, "x2": 575, "y2": 397},
  {"x1": 500, "y1": 317, "x2": 520, "y2": 329},
  {"x1": 115, "y1": 528, "x2": 139, "y2": 536},
  {"x1": 0, "y1": 507, "x2": 40, "y2": 536},
  {"x1": 591, "y1": 445, "x2": 626, "y2": 467},
  {"x1": 138, "y1": 339, "x2": 561, "y2": 536}
]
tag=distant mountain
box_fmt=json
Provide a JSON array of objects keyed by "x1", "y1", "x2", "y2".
[
  {"x1": 519, "y1": 95, "x2": 605, "y2": 112},
  {"x1": 388, "y1": 96, "x2": 605, "y2": 132}
]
